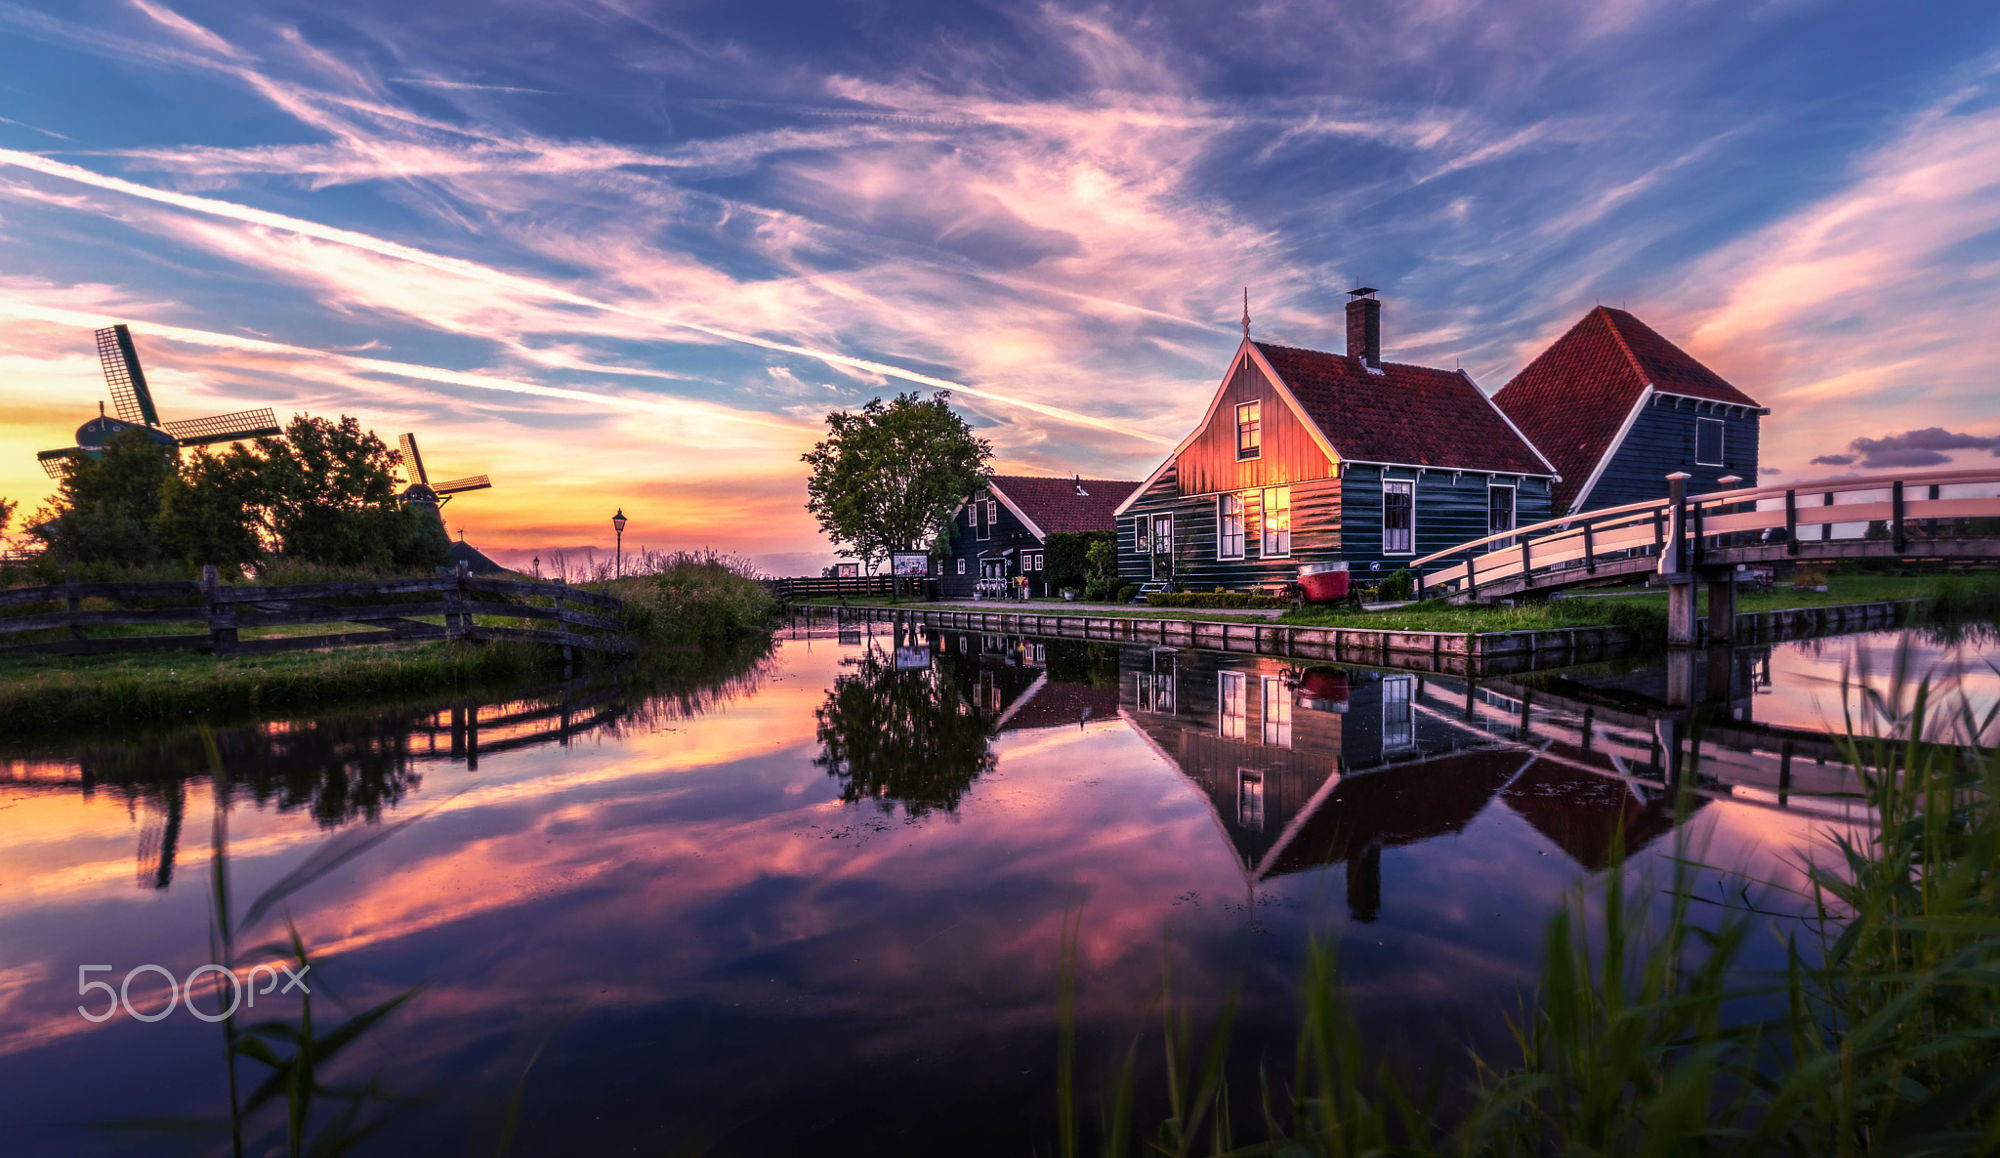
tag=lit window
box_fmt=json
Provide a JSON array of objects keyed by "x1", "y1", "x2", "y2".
[
  {"x1": 1696, "y1": 417, "x2": 1724, "y2": 466},
  {"x1": 1382, "y1": 675, "x2": 1415, "y2": 751},
  {"x1": 1219, "y1": 671, "x2": 1247, "y2": 740},
  {"x1": 1218, "y1": 493, "x2": 1245, "y2": 559},
  {"x1": 1261, "y1": 675, "x2": 1292, "y2": 747},
  {"x1": 1236, "y1": 401, "x2": 1261, "y2": 460},
  {"x1": 1382, "y1": 480, "x2": 1414, "y2": 554},
  {"x1": 1260, "y1": 487, "x2": 1290, "y2": 557},
  {"x1": 1238, "y1": 770, "x2": 1265, "y2": 830}
]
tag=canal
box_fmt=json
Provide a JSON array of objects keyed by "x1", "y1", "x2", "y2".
[{"x1": 1, "y1": 619, "x2": 1993, "y2": 1155}]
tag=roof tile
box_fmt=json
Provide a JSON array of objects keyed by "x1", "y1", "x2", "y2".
[{"x1": 988, "y1": 475, "x2": 1142, "y2": 536}]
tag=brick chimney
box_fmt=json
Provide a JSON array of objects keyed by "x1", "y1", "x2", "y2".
[{"x1": 1346, "y1": 287, "x2": 1381, "y2": 368}]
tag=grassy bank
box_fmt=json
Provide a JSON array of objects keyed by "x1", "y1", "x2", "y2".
[{"x1": 1056, "y1": 664, "x2": 2000, "y2": 1154}]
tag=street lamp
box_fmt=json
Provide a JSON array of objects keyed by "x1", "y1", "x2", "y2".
[{"x1": 611, "y1": 508, "x2": 628, "y2": 578}]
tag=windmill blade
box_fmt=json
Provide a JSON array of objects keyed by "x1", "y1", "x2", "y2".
[
  {"x1": 398, "y1": 433, "x2": 428, "y2": 486},
  {"x1": 96, "y1": 325, "x2": 160, "y2": 428},
  {"x1": 164, "y1": 408, "x2": 282, "y2": 447},
  {"x1": 431, "y1": 474, "x2": 491, "y2": 496},
  {"x1": 37, "y1": 447, "x2": 81, "y2": 478}
]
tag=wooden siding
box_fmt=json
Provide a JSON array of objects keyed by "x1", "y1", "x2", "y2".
[
  {"x1": 1582, "y1": 398, "x2": 1761, "y2": 512},
  {"x1": 1118, "y1": 471, "x2": 1343, "y2": 589},
  {"x1": 1176, "y1": 357, "x2": 1336, "y2": 496},
  {"x1": 1338, "y1": 466, "x2": 1553, "y2": 576},
  {"x1": 937, "y1": 488, "x2": 1045, "y2": 597}
]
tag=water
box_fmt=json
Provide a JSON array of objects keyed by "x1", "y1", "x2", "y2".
[{"x1": 1, "y1": 622, "x2": 1994, "y2": 1156}]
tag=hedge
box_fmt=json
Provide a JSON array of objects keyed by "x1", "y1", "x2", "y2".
[{"x1": 1144, "y1": 592, "x2": 1292, "y2": 609}]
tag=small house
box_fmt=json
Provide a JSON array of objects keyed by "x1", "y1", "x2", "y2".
[
  {"x1": 1115, "y1": 290, "x2": 1558, "y2": 590},
  {"x1": 937, "y1": 474, "x2": 1142, "y2": 597},
  {"x1": 1493, "y1": 307, "x2": 1766, "y2": 516}
]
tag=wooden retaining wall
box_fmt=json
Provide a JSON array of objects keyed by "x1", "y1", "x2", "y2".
[
  {"x1": 787, "y1": 596, "x2": 1925, "y2": 676},
  {"x1": 0, "y1": 565, "x2": 631, "y2": 660}
]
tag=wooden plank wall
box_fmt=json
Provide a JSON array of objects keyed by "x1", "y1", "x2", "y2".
[
  {"x1": 1584, "y1": 398, "x2": 1760, "y2": 512},
  {"x1": 1176, "y1": 357, "x2": 1338, "y2": 495}
]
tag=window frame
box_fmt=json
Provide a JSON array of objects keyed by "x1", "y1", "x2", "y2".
[
  {"x1": 956, "y1": 557, "x2": 965, "y2": 575},
  {"x1": 1381, "y1": 674, "x2": 1416, "y2": 752},
  {"x1": 1149, "y1": 513, "x2": 1174, "y2": 579},
  {"x1": 1238, "y1": 769, "x2": 1266, "y2": 831},
  {"x1": 1487, "y1": 481, "x2": 1517, "y2": 549},
  {"x1": 1261, "y1": 674, "x2": 1292, "y2": 748},
  {"x1": 1236, "y1": 401, "x2": 1262, "y2": 460},
  {"x1": 1381, "y1": 478, "x2": 1416, "y2": 556},
  {"x1": 1219, "y1": 670, "x2": 1247, "y2": 740},
  {"x1": 1695, "y1": 416, "x2": 1725, "y2": 467},
  {"x1": 1217, "y1": 492, "x2": 1246, "y2": 560},
  {"x1": 1260, "y1": 486, "x2": 1291, "y2": 558},
  {"x1": 976, "y1": 496, "x2": 991, "y2": 541}
]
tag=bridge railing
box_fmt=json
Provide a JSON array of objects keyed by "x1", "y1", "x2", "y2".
[{"x1": 1410, "y1": 467, "x2": 2000, "y2": 602}]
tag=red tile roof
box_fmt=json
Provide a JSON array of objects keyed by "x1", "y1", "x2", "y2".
[
  {"x1": 1493, "y1": 307, "x2": 1763, "y2": 512},
  {"x1": 1251, "y1": 342, "x2": 1552, "y2": 476},
  {"x1": 988, "y1": 475, "x2": 1141, "y2": 536}
]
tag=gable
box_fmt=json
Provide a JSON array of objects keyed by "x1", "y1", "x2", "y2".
[{"x1": 1176, "y1": 354, "x2": 1337, "y2": 495}]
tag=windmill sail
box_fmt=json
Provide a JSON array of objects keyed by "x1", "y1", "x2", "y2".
[
  {"x1": 162, "y1": 408, "x2": 282, "y2": 447},
  {"x1": 432, "y1": 474, "x2": 492, "y2": 495},
  {"x1": 398, "y1": 433, "x2": 428, "y2": 487},
  {"x1": 96, "y1": 325, "x2": 160, "y2": 428},
  {"x1": 36, "y1": 448, "x2": 79, "y2": 478}
]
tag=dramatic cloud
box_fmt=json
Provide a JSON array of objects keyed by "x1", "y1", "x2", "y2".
[{"x1": 1820, "y1": 428, "x2": 2000, "y2": 469}]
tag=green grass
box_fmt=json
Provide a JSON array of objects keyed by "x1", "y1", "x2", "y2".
[
  {"x1": 0, "y1": 639, "x2": 561, "y2": 735},
  {"x1": 1055, "y1": 653, "x2": 2000, "y2": 1155}
]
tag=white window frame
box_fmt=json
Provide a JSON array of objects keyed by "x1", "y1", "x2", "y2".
[
  {"x1": 1238, "y1": 769, "x2": 1265, "y2": 831},
  {"x1": 1695, "y1": 417, "x2": 1725, "y2": 467},
  {"x1": 976, "y1": 497, "x2": 991, "y2": 541},
  {"x1": 1261, "y1": 675, "x2": 1292, "y2": 748},
  {"x1": 1150, "y1": 513, "x2": 1174, "y2": 579},
  {"x1": 1217, "y1": 492, "x2": 1246, "y2": 560},
  {"x1": 956, "y1": 558, "x2": 966, "y2": 575},
  {"x1": 1260, "y1": 486, "x2": 1291, "y2": 558},
  {"x1": 1236, "y1": 401, "x2": 1261, "y2": 461},
  {"x1": 1487, "y1": 481, "x2": 1517, "y2": 549},
  {"x1": 1381, "y1": 478, "x2": 1416, "y2": 556},
  {"x1": 1382, "y1": 674, "x2": 1416, "y2": 752},
  {"x1": 1219, "y1": 670, "x2": 1246, "y2": 740}
]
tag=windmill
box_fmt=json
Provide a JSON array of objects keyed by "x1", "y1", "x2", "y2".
[
  {"x1": 395, "y1": 431, "x2": 491, "y2": 523},
  {"x1": 35, "y1": 324, "x2": 283, "y2": 478}
]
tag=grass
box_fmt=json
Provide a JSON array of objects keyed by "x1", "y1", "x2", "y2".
[{"x1": 1054, "y1": 650, "x2": 2000, "y2": 1155}]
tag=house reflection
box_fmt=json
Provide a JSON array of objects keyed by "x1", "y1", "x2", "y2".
[{"x1": 1115, "y1": 648, "x2": 1704, "y2": 919}]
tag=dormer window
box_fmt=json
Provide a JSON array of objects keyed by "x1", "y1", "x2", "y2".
[{"x1": 1236, "y1": 401, "x2": 1261, "y2": 460}]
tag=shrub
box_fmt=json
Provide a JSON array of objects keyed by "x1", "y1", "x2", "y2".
[
  {"x1": 1375, "y1": 568, "x2": 1415, "y2": 601},
  {"x1": 1115, "y1": 585, "x2": 1138, "y2": 605},
  {"x1": 600, "y1": 549, "x2": 775, "y2": 647},
  {"x1": 1043, "y1": 530, "x2": 1113, "y2": 594},
  {"x1": 1145, "y1": 591, "x2": 1290, "y2": 609}
]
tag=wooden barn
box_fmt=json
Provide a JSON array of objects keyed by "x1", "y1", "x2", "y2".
[
  {"x1": 1115, "y1": 290, "x2": 1558, "y2": 591},
  {"x1": 936, "y1": 474, "x2": 1141, "y2": 598},
  {"x1": 1493, "y1": 307, "x2": 1766, "y2": 516}
]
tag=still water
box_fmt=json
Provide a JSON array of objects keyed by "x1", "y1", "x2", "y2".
[{"x1": 1, "y1": 621, "x2": 1994, "y2": 1155}]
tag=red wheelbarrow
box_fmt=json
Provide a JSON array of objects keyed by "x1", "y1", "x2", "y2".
[{"x1": 1283, "y1": 562, "x2": 1360, "y2": 611}]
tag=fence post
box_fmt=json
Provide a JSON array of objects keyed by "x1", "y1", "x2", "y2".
[
  {"x1": 201, "y1": 563, "x2": 237, "y2": 655},
  {"x1": 63, "y1": 573, "x2": 84, "y2": 642},
  {"x1": 554, "y1": 578, "x2": 573, "y2": 670},
  {"x1": 1583, "y1": 522, "x2": 1596, "y2": 574},
  {"x1": 1784, "y1": 489, "x2": 1798, "y2": 555},
  {"x1": 1891, "y1": 480, "x2": 1906, "y2": 552},
  {"x1": 1821, "y1": 491, "x2": 1834, "y2": 541},
  {"x1": 447, "y1": 560, "x2": 469, "y2": 641}
]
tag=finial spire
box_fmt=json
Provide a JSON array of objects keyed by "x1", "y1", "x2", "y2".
[{"x1": 1241, "y1": 286, "x2": 1250, "y2": 340}]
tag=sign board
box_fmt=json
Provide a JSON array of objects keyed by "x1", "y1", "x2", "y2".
[
  {"x1": 833, "y1": 562, "x2": 859, "y2": 578},
  {"x1": 889, "y1": 552, "x2": 930, "y2": 578},
  {"x1": 894, "y1": 646, "x2": 932, "y2": 671}
]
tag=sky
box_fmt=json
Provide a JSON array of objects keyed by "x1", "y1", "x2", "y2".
[{"x1": 0, "y1": 0, "x2": 1997, "y2": 575}]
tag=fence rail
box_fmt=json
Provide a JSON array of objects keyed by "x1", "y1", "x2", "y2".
[
  {"x1": 0, "y1": 566, "x2": 631, "y2": 659},
  {"x1": 763, "y1": 574, "x2": 905, "y2": 600},
  {"x1": 1409, "y1": 467, "x2": 2000, "y2": 603}
]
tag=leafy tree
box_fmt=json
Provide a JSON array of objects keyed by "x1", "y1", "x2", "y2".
[
  {"x1": 252, "y1": 415, "x2": 403, "y2": 565},
  {"x1": 153, "y1": 445, "x2": 265, "y2": 567},
  {"x1": 814, "y1": 638, "x2": 998, "y2": 816},
  {"x1": 1043, "y1": 530, "x2": 1113, "y2": 594},
  {"x1": 34, "y1": 428, "x2": 179, "y2": 566},
  {"x1": 0, "y1": 495, "x2": 14, "y2": 546},
  {"x1": 803, "y1": 392, "x2": 991, "y2": 578},
  {"x1": 1084, "y1": 537, "x2": 1122, "y2": 600}
]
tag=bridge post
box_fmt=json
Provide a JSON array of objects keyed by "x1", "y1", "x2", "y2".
[
  {"x1": 1668, "y1": 578, "x2": 1697, "y2": 647},
  {"x1": 1822, "y1": 491, "x2": 1833, "y2": 541},
  {"x1": 1665, "y1": 473, "x2": 1696, "y2": 648},
  {"x1": 1784, "y1": 490, "x2": 1798, "y2": 555},
  {"x1": 1707, "y1": 572, "x2": 1737, "y2": 644},
  {"x1": 1665, "y1": 472, "x2": 1691, "y2": 573},
  {"x1": 1892, "y1": 480, "x2": 1906, "y2": 552}
]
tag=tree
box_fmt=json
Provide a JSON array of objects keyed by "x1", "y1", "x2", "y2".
[
  {"x1": 34, "y1": 428, "x2": 179, "y2": 566},
  {"x1": 0, "y1": 495, "x2": 15, "y2": 543},
  {"x1": 803, "y1": 392, "x2": 991, "y2": 583},
  {"x1": 153, "y1": 445, "x2": 265, "y2": 567},
  {"x1": 252, "y1": 415, "x2": 404, "y2": 565},
  {"x1": 814, "y1": 640, "x2": 998, "y2": 816},
  {"x1": 1043, "y1": 530, "x2": 1114, "y2": 595}
]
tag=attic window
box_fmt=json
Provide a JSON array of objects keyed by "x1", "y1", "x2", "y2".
[
  {"x1": 1236, "y1": 402, "x2": 1262, "y2": 460},
  {"x1": 1695, "y1": 418, "x2": 1724, "y2": 467}
]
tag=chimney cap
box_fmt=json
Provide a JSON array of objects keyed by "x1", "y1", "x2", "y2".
[{"x1": 1346, "y1": 286, "x2": 1378, "y2": 298}]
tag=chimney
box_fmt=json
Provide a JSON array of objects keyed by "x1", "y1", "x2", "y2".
[{"x1": 1345, "y1": 286, "x2": 1381, "y2": 368}]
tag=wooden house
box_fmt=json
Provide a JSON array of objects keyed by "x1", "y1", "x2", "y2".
[
  {"x1": 1115, "y1": 291, "x2": 1558, "y2": 590},
  {"x1": 1493, "y1": 307, "x2": 1766, "y2": 516},
  {"x1": 936, "y1": 474, "x2": 1141, "y2": 598}
]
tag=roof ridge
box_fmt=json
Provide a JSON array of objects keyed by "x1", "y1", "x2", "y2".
[{"x1": 1594, "y1": 305, "x2": 1651, "y2": 386}]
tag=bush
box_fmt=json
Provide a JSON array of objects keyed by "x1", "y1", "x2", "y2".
[
  {"x1": 1374, "y1": 568, "x2": 1415, "y2": 601},
  {"x1": 1084, "y1": 574, "x2": 1121, "y2": 601},
  {"x1": 1043, "y1": 530, "x2": 1113, "y2": 595},
  {"x1": 1115, "y1": 585, "x2": 1138, "y2": 605},
  {"x1": 1145, "y1": 591, "x2": 1290, "y2": 609},
  {"x1": 600, "y1": 549, "x2": 775, "y2": 648}
]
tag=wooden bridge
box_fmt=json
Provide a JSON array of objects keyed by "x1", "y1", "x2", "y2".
[{"x1": 1410, "y1": 467, "x2": 2000, "y2": 643}]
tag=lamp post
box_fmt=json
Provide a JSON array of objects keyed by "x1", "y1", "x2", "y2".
[{"x1": 611, "y1": 508, "x2": 627, "y2": 578}]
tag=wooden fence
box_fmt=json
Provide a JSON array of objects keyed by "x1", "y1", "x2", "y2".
[
  {"x1": 763, "y1": 574, "x2": 905, "y2": 601},
  {"x1": 0, "y1": 565, "x2": 631, "y2": 659}
]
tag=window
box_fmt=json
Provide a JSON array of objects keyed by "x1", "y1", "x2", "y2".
[
  {"x1": 1238, "y1": 771, "x2": 1265, "y2": 831},
  {"x1": 1488, "y1": 482, "x2": 1516, "y2": 548},
  {"x1": 1382, "y1": 479, "x2": 1415, "y2": 555},
  {"x1": 1260, "y1": 487, "x2": 1291, "y2": 557},
  {"x1": 1236, "y1": 401, "x2": 1261, "y2": 460},
  {"x1": 1382, "y1": 674, "x2": 1415, "y2": 751},
  {"x1": 1696, "y1": 417, "x2": 1725, "y2": 466},
  {"x1": 956, "y1": 558, "x2": 965, "y2": 575},
  {"x1": 976, "y1": 497, "x2": 990, "y2": 541},
  {"x1": 1219, "y1": 670, "x2": 1247, "y2": 740},
  {"x1": 1261, "y1": 675, "x2": 1292, "y2": 747},
  {"x1": 1136, "y1": 515, "x2": 1153, "y2": 554},
  {"x1": 1218, "y1": 493, "x2": 1246, "y2": 559},
  {"x1": 1150, "y1": 514, "x2": 1174, "y2": 578}
]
